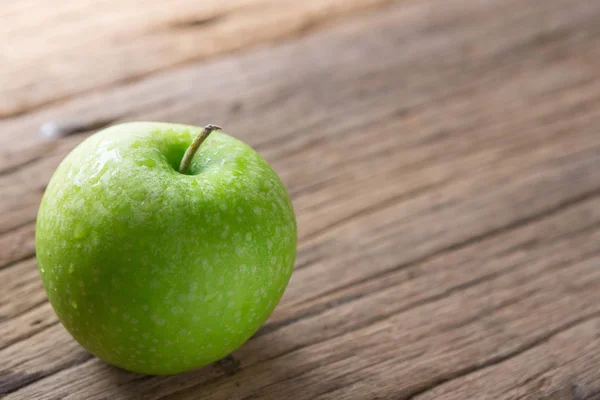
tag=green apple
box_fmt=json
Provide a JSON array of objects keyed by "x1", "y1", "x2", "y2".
[{"x1": 35, "y1": 122, "x2": 297, "y2": 375}]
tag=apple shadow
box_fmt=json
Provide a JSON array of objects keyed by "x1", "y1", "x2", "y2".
[{"x1": 104, "y1": 327, "x2": 298, "y2": 399}]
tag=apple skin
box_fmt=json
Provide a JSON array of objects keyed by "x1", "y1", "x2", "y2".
[{"x1": 35, "y1": 122, "x2": 297, "y2": 375}]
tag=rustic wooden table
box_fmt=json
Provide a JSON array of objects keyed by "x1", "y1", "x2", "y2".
[{"x1": 2, "y1": 0, "x2": 600, "y2": 398}]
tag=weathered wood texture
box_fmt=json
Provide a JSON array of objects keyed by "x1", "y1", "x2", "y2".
[
  {"x1": 0, "y1": 0, "x2": 392, "y2": 118},
  {"x1": 2, "y1": 0, "x2": 600, "y2": 398}
]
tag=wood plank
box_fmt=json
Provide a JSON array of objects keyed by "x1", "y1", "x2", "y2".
[
  {"x1": 2, "y1": 0, "x2": 600, "y2": 398},
  {"x1": 4, "y1": 0, "x2": 593, "y2": 167},
  {"x1": 412, "y1": 319, "x2": 600, "y2": 399},
  {"x1": 0, "y1": 0, "x2": 392, "y2": 118}
]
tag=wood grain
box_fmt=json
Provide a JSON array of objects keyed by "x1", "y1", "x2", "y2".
[
  {"x1": 2, "y1": 0, "x2": 600, "y2": 398},
  {"x1": 0, "y1": 0, "x2": 392, "y2": 118}
]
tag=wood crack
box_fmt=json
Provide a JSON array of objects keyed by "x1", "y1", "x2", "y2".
[
  {"x1": 0, "y1": 297, "x2": 48, "y2": 325},
  {"x1": 0, "y1": 351, "x2": 94, "y2": 395},
  {"x1": 0, "y1": 153, "x2": 47, "y2": 178},
  {"x1": 166, "y1": 13, "x2": 227, "y2": 30},
  {"x1": 0, "y1": 252, "x2": 36, "y2": 272},
  {"x1": 0, "y1": 219, "x2": 35, "y2": 241},
  {"x1": 0, "y1": 319, "x2": 59, "y2": 352}
]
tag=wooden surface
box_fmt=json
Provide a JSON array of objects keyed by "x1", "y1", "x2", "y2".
[{"x1": 2, "y1": 0, "x2": 600, "y2": 398}]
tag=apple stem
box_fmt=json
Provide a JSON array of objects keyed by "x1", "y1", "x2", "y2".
[{"x1": 179, "y1": 124, "x2": 222, "y2": 174}]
